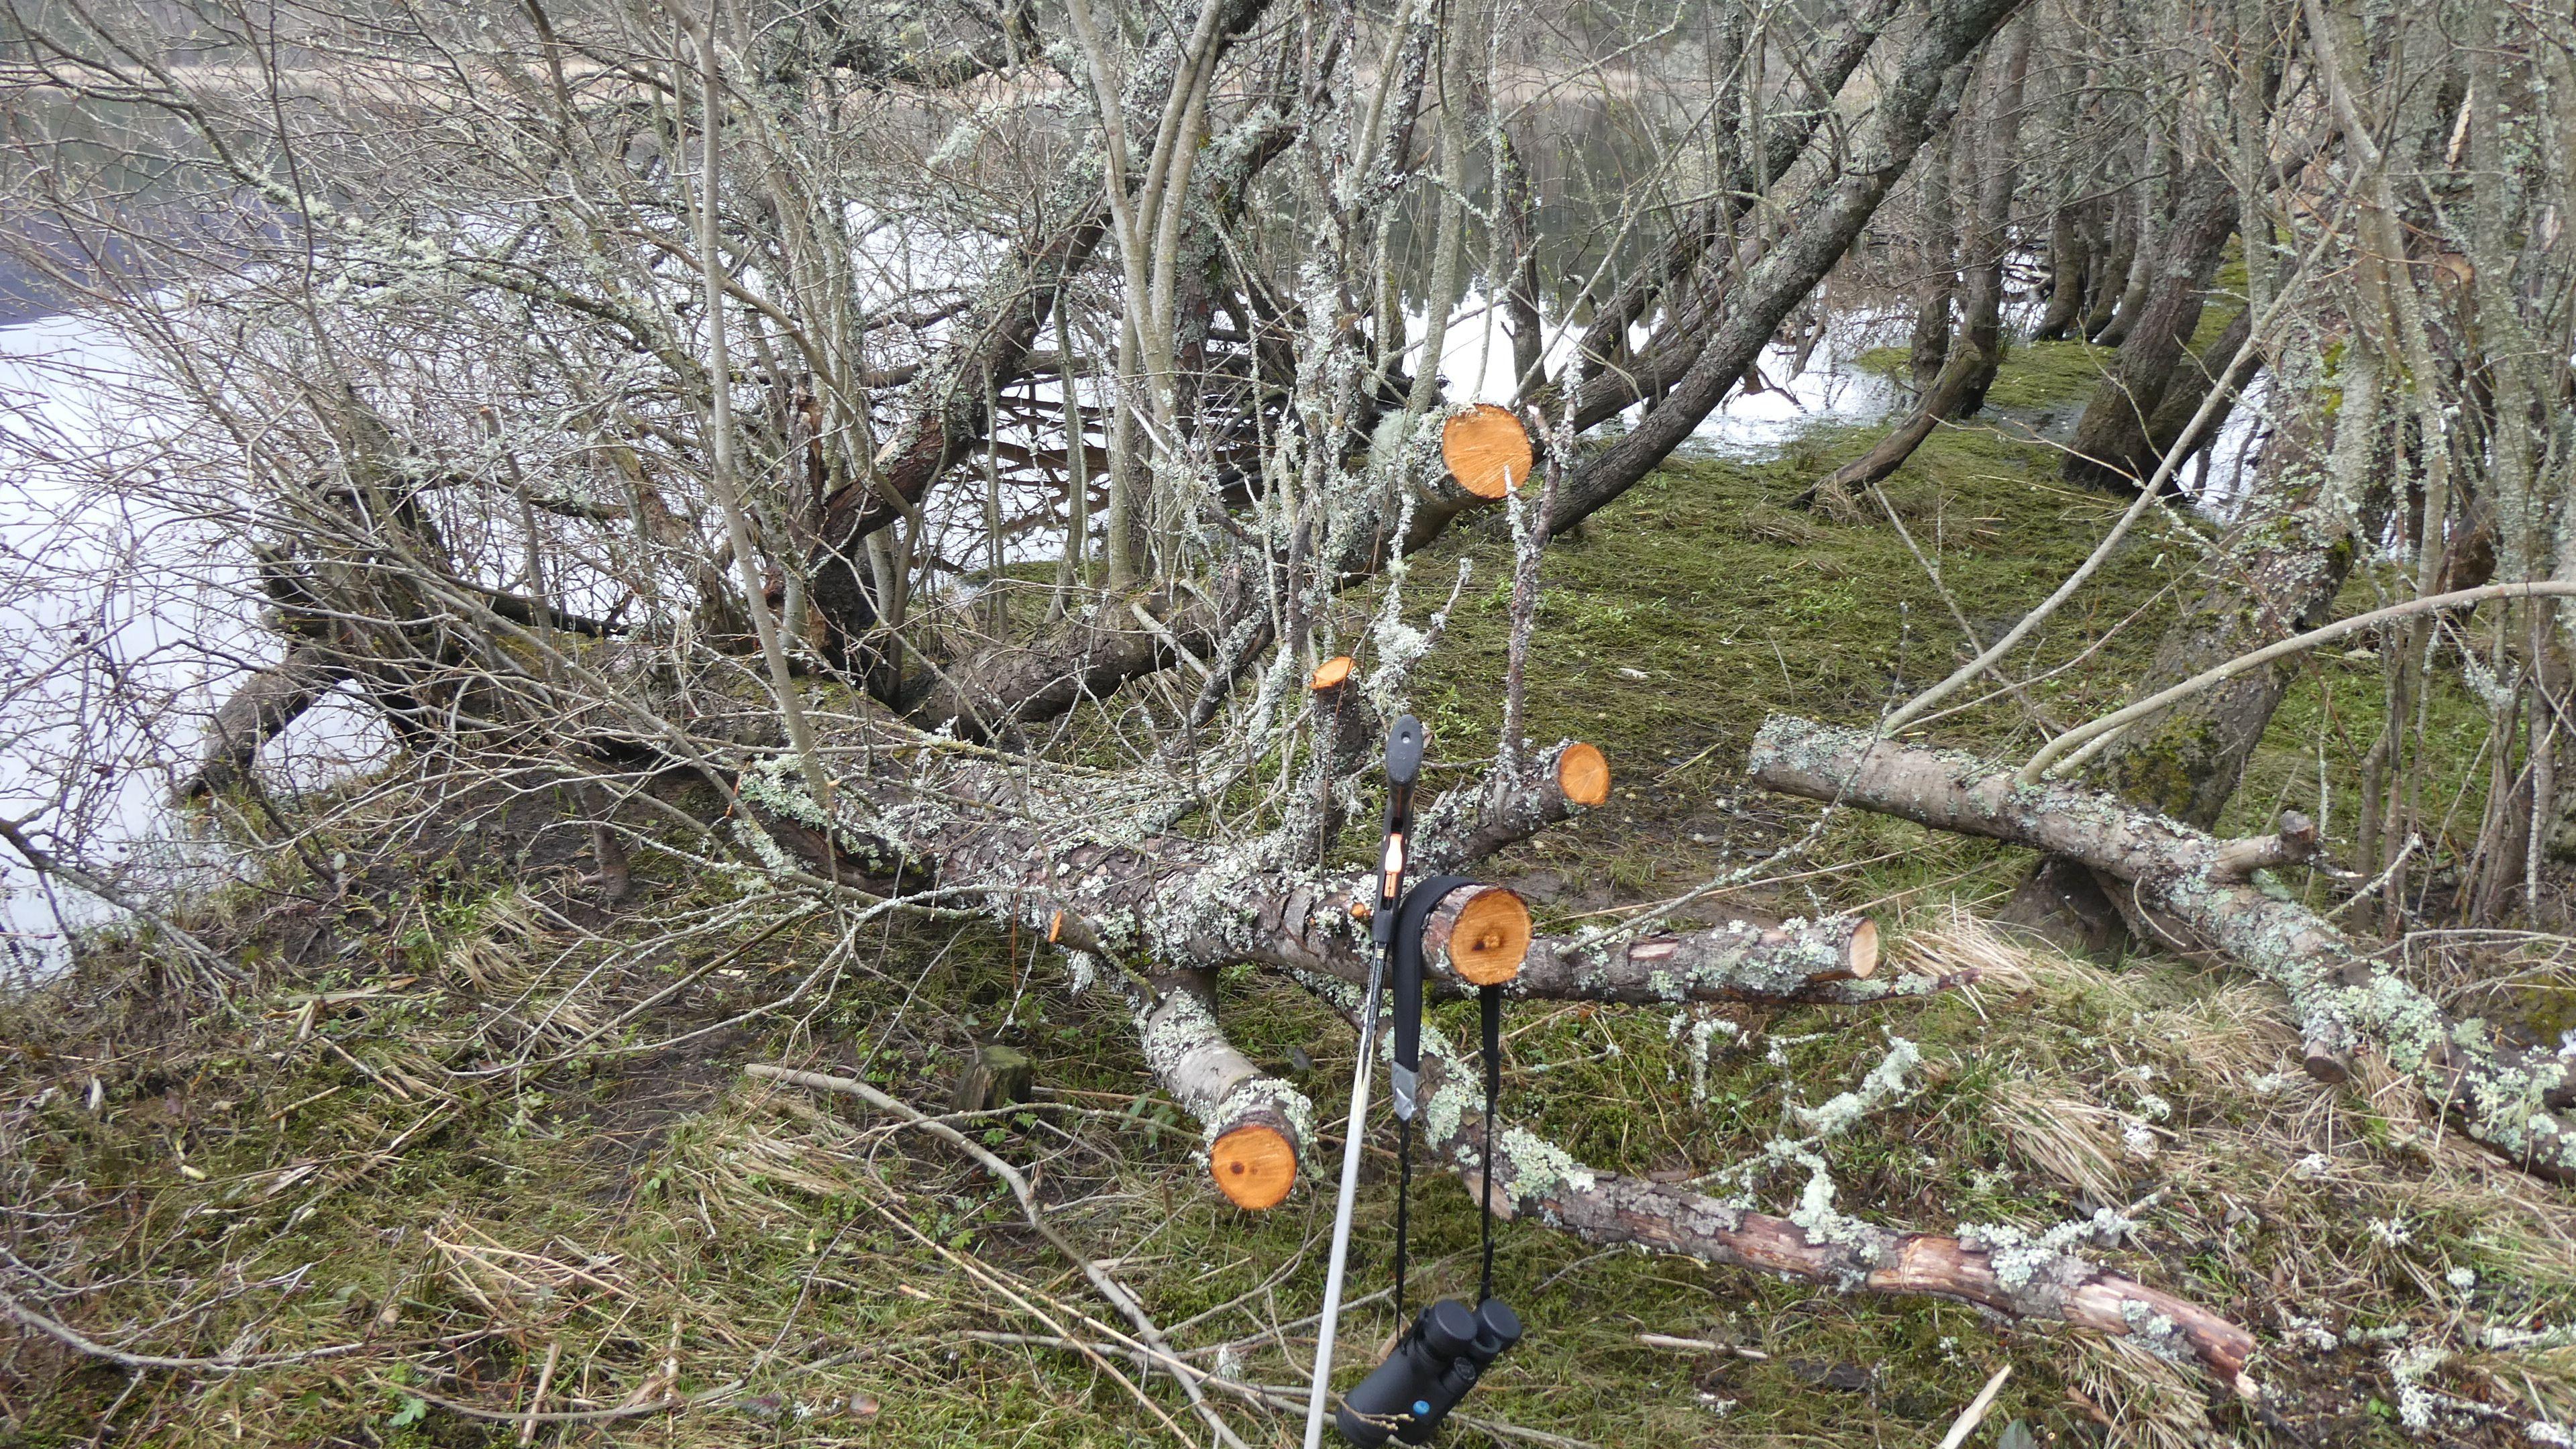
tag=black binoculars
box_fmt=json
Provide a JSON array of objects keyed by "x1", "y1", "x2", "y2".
[{"x1": 1335, "y1": 1297, "x2": 1523, "y2": 1445}]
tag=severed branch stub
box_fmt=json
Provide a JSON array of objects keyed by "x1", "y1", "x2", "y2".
[
  {"x1": 1119, "y1": 963, "x2": 1314, "y2": 1211},
  {"x1": 1409, "y1": 739, "x2": 1610, "y2": 878},
  {"x1": 2208, "y1": 810, "x2": 2321, "y2": 883}
]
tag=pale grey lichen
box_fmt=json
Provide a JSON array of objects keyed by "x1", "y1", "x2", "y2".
[
  {"x1": 1957, "y1": 1213, "x2": 2127, "y2": 1305},
  {"x1": 2481, "y1": 1322, "x2": 2576, "y2": 1352},
  {"x1": 1496, "y1": 1126, "x2": 1595, "y2": 1203},
  {"x1": 1783, "y1": 1155, "x2": 1884, "y2": 1275},
  {"x1": 737, "y1": 754, "x2": 835, "y2": 832},
  {"x1": 1215, "y1": 1075, "x2": 1318, "y2": 1156},
  {"x1": 2117, "y1": 1301, "x2": 2196, "y2": 1364},
  {"x1": 1790, "y1": 1036, "x2": 1919, "y2": 1137},
  {"x1": 2384, "y1": 1340, "x2": 2448, "y2": 1436}
]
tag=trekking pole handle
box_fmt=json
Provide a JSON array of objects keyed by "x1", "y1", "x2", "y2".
[
  {"x1": 1373, "y1": 716, "x2": 1424, "y2": 950},
  {"x1": 1302, "y1": 715, "x2": 1428, "y2": 1449}
]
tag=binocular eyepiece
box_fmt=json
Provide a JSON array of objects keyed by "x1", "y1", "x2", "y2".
[{"x1": 1334, "y1": 1297, "x2": 1522, "y2": 1446}]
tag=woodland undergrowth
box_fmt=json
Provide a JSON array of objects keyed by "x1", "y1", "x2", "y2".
[{"x1": 7, "y1": 327, "x2": 2570, "y2": 1449}]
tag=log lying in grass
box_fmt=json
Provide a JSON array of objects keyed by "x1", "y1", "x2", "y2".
[
  {"x1": 1745, "y1": 714, "x2": 2576, "y2": 1180},
  {"x1": 1509, "y1": 916, "x2": 1894, "y2": 1004},
  {"x1": 1291, "y1": 971, "x2": 2258, "y2": 1387},
  {"x1": 1124, "y1": 967, "x2": 1311, "y2": 1210}
]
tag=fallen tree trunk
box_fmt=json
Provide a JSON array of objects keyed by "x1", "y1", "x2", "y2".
[
  {"x1": 1746, "y1": 714, "x2": 2576, "y2": 1179},
  {"x1": 1291, "y1": 969, "x2": 2257, "y2": 1386},
  {"x1": 747, "y1": 735, "x2": 1897, "y2": 1208}
]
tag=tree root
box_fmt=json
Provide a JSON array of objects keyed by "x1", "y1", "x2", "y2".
[{"x1": 1746, "y1": 714, "x2": 2576, "y2": 1180}]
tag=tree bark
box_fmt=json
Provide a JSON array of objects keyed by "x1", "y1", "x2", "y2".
[
  {"x1": 1292, "y1": 968, "x2": 2257, "y2": 1385},
  {"x1": 1746, "y1": 715, "x2": 2576, "y2": 1179},
  {"x1": 1124, "y1": 966, "x2": 1311, "y2": 1210},
  {"x1": 2063, "y1": 162, "x2": 2241, "y2": 490},
  {"x1": 1906, "y1": 129, "x2": 1960, "y2": 397},
  {"x1": 2090, "y1": 489, "x2": 2355, "y2": 830},
  {"x1": 2139, "y1": 305, "x2": 2261, "y2": 478},
  {"x1": 2030, "y1": 203, "x2": 2088, "y2": 340}
]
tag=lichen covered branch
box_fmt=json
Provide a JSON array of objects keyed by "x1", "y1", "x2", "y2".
[
  {"x1": 1291, "y1": 973, "x2": 2257, "y2": 1385},
  {"x1": 1746, "y1": 714, "x2": 2576, "y2": 1178},
  {"x1": 1122, "y1": 966, "x2": 1313, "y2": 1209},
  {"x1": 1409, "y1": 740, "x2": 1610, "y2": 877}
]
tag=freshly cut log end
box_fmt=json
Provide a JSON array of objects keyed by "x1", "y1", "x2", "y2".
[
  {"x1": 1209, "y1": 1122, "x2": 1297, "y2": 1210},
  {"x1": 1847, "y1": 918, "x2": 1880, "y2": 979},
  {"x1": 1441, "y1": 403, "x2": 1534, "y2": 500},
  {"x1": 1425, "y1": 884, "x2": 1533, "y2": 986},
  {"x1": 1309, "y1": 655, "x2": 1354, "y2": 690},
  {"x1": 1556, "y1": 741, "x2": 1609, "y2": 807}
]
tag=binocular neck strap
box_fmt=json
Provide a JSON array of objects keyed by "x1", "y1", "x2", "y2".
[
  {"x1": 1395, "y1": 986, "x2": 1503, "y2": 1313},
  {"x1": 1385, "y1": 877, "x2": 1509, "y2": 1316},
  {"x1": 1479, "y1": 981, "x2": 1501, "y2": 1305}
]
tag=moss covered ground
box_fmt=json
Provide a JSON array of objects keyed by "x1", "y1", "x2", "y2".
[{"x1": 7, "y1": 325, "x2": 2572, "y2": 1448}]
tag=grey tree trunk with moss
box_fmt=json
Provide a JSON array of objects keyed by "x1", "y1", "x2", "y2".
[{"x1": 1748, "y1": 716, "x2": 2576, "y2": 1180}]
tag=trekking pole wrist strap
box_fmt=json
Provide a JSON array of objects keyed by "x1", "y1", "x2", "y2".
[{"x1": 1389, "y1": 874, "x2": 1474, "y2": 1122}]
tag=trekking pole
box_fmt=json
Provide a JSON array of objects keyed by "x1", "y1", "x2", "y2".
[{"x1": 1301, "y1": 714, "x2": 1426, "y2": 1449}]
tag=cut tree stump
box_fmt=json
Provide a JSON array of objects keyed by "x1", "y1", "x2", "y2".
[
  {"x1": 1420, "y1": 883, "x2": 1534, "y2": 985},
  {"x1": 1208, "y1": 1118, "x2": 1299, "y2": 1210},
  {"x1": 1441, "y1": 404, "x2": 1534, "y2": 499},
  {"x1": 953, "y1": 1044, "x2": 1034, "y2": 1113}
]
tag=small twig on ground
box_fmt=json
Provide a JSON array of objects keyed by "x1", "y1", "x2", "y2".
[
  {"x1": 518, "y1": 1340, "x2": 560, "y2": 1446},
  {"x1": 1635, "y1": 1333, "x2": 1770, "y2": 1360},
  {"x1": 1936, "y1": 1362, "x2": 2013, "y2": 1449}
]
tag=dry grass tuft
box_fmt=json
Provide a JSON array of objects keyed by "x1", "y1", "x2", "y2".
[
  {"x1": 1987, "y1": 1082, "x2": 2133, "y2": 1203},
  {"x1": 1894, "y1": 908, "x2": 2043, "y2": 994},
  {"x1": 2131, "y1": 980, "x2": 2296, "y2": 1091},
  {"x1": 2066, "y1": 1338, "x2": 2214, "y2": 1449}
]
